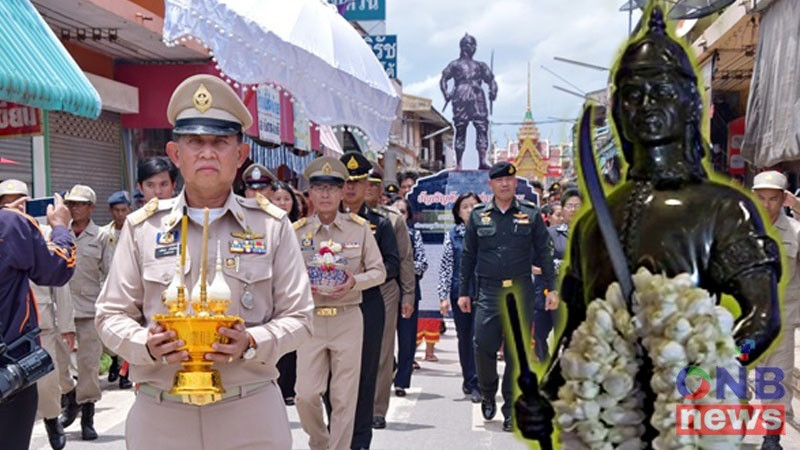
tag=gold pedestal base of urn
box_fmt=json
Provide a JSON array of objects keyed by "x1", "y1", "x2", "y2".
[{"x1": 154, "y1": 314, "x2": 243, "y2": 406}]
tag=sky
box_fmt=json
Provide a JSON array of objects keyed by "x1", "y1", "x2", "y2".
[{"x1": 385, "y1": 0, "x2": 643, "y2": 148}]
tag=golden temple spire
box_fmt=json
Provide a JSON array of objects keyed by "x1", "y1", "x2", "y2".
[{"x1": 527, "y1": 61, "x2": 531, "y2": 113}]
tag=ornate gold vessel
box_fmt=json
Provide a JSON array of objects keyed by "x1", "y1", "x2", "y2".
[{"x1": 152, "y1": 208, "x2": 242, "y2": 406}]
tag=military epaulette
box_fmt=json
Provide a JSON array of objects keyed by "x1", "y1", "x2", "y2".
[
  {"x1": 252, "y1": 193, "x2": 287, "y2": 220},
  {"x1": 473, "y1": 202, "x2": 488, "y2": 210},
  {"x1": 292, "y1": 217, "x2": 307, "y2": 230},
  {"x1": 128, "y1": 197, "x2": 170, "y2": 226},
  {"x1": 519, "y1": 199, "x2": 537, "y2": 208},
  {"x1": 371, "y1": 207, "x2": 387, "y2": 217},
  {"x1": 349, "y1": 212, "x2": 367, "y2": 226}
]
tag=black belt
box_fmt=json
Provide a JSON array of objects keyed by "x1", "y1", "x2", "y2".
[{"x1": 477, "y1": 275, "x2": 532, "y2": 288}]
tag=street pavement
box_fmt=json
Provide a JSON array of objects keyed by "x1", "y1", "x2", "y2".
[{"x1": 29, "y1": 323, "x2": 800, "y2": 449}]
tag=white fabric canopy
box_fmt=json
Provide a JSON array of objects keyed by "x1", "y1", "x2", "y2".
[
  {"x1": 742, "y1": 0, "x2": 800, "y2": 166},
  {"x1": 163, "y1": 0, "x2": 400, "y2": 147}
]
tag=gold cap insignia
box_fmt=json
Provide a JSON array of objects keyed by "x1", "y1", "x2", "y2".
[
  {"x1": 322, "y1": 162, "x2": 332, "y2": 175},
  {"x1": 193, "y1": 83, "x2": 213, "y2": 113},
  {"x1": 347, "y1": 156, "x2": 358, "y2": 170},
  {"x1": 509, "y1": 166, "x2": 516, "y2": 174},
  {"x1": 7, "y1": 182, "x2": 14, "y2": 189}
]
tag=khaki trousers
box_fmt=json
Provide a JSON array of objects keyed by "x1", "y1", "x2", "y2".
[
  {"x1": 762, "y1": 325, "x2": 797, "y2": 417},
  {"x1": 36, "y1": 328, "x2": 64, "y2": 419},
  {"x1": 126, "y1": 382, "x2": 290, "y2": 450},
  {"x1": 374, "y1": 281, "x2": 400, "y2": 416},
  {"x1": 74, "y1": 318, "x2": 102, "y2": 404},
  {"x1": 54, "y1": 330, "x2": 76, "y2": 394},
  {"x1": 296, "y1": 306, "x2": 363, "y2": 450}
]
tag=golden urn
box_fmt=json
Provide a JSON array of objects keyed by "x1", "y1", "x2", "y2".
[{"x1": 152, "y1": 208, "x2": 242, "y2": 406}]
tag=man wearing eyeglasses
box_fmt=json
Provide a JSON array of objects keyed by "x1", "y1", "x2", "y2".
[
  {"x1": 59, "y1": 185, "x2": 112, "y2": 441},
  {"x1": 293, "y1": 156, "x2": 385, "y2": 450}
]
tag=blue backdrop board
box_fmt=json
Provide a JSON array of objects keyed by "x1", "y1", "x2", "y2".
[{"x1": 406, "y1": 169, "x2": 539, "y2": 317}]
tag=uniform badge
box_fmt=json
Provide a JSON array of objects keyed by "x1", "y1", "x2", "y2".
[
  {"x1": 252, "y1": 167, "x2": 262, "y2": 180},
  {"x1": 513, "y1": 212, "x2": 530, "y2": 225},
  {"x1": 369, "y1": 223, "x2": 377, "y2": 234},
  {"x1": 481, "y1": 215, "x2": 492, "y2": 224},
  {"x1": 301, "y1": 231, "x2": 314, "y2": 250},
  {"x1": 225, "y1": 257, "x2": 237, "y2": 269},
  {"x1": 343, "y1": 242, "x2": 361, "y2": 249},
  {"x1": 230, "y1": 227, "x2": 266, "y2": 254},
  {"x1": 157, "y1": 231, "x2": 178, "y2": 246},
  {"x1": 193, "y1": 83, "x2": 212, "y2": 113},
  {"x1": 346, "y1": 156, "x2": 359, "y2": 170},
  {"x1": 240, "y1": 290, "x2": 255, "y2": 310}
]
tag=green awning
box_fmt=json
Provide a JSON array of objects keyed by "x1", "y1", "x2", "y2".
[{"x1": 0, "y1": 0, "x2": 101, "y2": 118}]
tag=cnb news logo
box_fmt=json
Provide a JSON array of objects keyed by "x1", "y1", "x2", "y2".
[{"x1": 675, "y1": 340, "x2": 786, "y2": 436}]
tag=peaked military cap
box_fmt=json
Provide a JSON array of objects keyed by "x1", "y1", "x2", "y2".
[
  {"x1": 340, "y1": 151, "x2": 371, "y2": 181},
  {"x1": 242, "y1": 163, "x2": 276, "y2": 188},
  {"x1": 305, "y1": 156, "x2": 348, "y2": 185},
  {"x1": 108, "y1": 190, "x2": 132, "y2": 206},
  {"x1": 488, "y1": 161, "x2": 517, "y2": 179},
  {"x1": 167, "y1": 74, "x2": 253, "y2": 136},
  {"x1": 368, "y1": 161, "x2": 383, "y2": 183}
]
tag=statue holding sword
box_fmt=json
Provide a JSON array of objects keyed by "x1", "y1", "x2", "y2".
[{"x1": 440, "y1": 33, "x2": 498, "y2": 170}]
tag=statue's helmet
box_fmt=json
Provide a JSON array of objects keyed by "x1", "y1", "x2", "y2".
[
  {"x1": 610, "y1": 4, "x2": 706, "y2": 178},
  {"x1": 459, "y1": 33, "x2": 477, "y2": 51}
]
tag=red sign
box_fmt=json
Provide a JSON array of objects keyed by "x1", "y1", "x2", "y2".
[
  {"x1": 728, "y1": 116, "x2": 746, "y2": 180},
  {"x1": 0, "y1": 101, "x2": 42, "y2": 137}
]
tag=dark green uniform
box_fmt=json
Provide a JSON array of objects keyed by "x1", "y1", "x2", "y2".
[{"x1": 458, "y1": 198, "x2": 556, "y2": 421}]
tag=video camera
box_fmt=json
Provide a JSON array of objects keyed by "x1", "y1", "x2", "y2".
[{"x1": 0, "y1": 327, "x2": 54, "y2": 403}]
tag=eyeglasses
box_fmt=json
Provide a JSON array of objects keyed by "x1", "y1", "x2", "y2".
[{"x1": 563, "y1": 203, "x2": 581, "y2": 211}]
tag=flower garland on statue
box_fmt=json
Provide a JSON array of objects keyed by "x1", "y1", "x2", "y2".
[{"x1": 553, "y1": 268, "x2": 743, "y2": 449}]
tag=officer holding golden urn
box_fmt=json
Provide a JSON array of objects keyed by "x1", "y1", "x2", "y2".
[{"x1": 95, "y1": 74, "x2": 314, "y2": 449}]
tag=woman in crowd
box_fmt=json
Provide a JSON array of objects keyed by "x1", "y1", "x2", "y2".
[
  {"x1": 272, "y1": 181, "x2": 302, "y2": 405},
  {"x1": 389, "y1": 197, "x2": 428, "y2": 396},
  {"x1": 438, "y1": 192, "x2": 482, "y2": 403},
  {"x1": 532, "y1": 188, "x2": 583, "y2": 362}
]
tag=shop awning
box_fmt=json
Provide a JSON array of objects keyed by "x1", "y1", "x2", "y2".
[{"x1": 0, "y1": 0, "x2": 101, "y2": 118}]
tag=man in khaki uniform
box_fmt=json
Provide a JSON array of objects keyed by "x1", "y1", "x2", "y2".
[
  {"x1": 751, "y1": 171, "x2": 800, "y2": 449},
  {"x1": 95, "y1": 74, "x2": 314, "y2": 450},
  {"x1": 294, "y1": 156, "x2": 386, "y2": 450},
  {"x1": 58, "y1": 184, "x2": 111, "y2": 441},
  {"x1": 242, "y1": 162, "x2": 276, "y2": 199},
  {"x1": 365, "y1": 165, "x2": 415, "y2": 428},
  {"x1": 0, "y1": 180, "x2": 76, "y2": 450},
  {"x1": 99, "y1": 190, "x2": 134, "y2": 389}
]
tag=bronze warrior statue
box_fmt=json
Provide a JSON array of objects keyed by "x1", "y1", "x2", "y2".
[
  {"x1": 515, "y1": 5, "x2": 782, "y2": 446},
  {"x1": 440, "y1": 33, "x2": 498, "y2": 170}
]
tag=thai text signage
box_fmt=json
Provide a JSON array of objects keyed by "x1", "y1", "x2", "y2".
[
  {"x1": 364, "y1": 34, "x2": 397, "y2": 79},
  {"x1": 0, "y1": 101, "x2": 42, "y2": 137},
  {"x1": 330, "y1": 0, "x2": 386, "y2": 21},
  {"x1": 256, "y1": 85, "x2": 281, "y2": 144}
]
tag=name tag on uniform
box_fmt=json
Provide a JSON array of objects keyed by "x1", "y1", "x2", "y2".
[
  {"x1": 514, "y1": 219, "x2": 530, "y2": 225},
  {"x1": 513, "y1": 212, "x2": 530, "y2": 225},
  {"x1": 343, "y1": 242, "x2": 361, "y2": 249},
  {"x1": 155, "y1": 244, "x2": 179, "y2": 259}
]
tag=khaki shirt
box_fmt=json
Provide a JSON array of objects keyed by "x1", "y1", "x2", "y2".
[
  {"x1": 100, "y1": 221, "x2": 123, "y2": 256},
  {"x1": 294, "y1": 212, "x2": 386, "y2": 307},
  {"x1": 69, "y1": 220, "x2": 112, "y2": 319},
  {"x1": 30, "y1": 225, "x2": 75, "y2": 332},
  {"x1": 378, "y1": 205, "x2": 415, "y2": 306},
  {"x1": 774, "y1": 212, "x2": 800, "y2": 325},
  {"x1": 95, "y1": 191, "x2": 314, "y2": 391}
]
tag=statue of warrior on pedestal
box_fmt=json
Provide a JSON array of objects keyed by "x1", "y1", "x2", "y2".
[{"x1": 440, "y1": 34, "x2": 498, "y2": 170}]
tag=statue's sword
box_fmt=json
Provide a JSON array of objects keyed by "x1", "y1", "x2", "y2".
[
  {"x1": 577, "y1": 105, "x2": 634, "y2": 304},
  {"x1": 505, "y1": 293, "x2": 553, "y2": 450}
]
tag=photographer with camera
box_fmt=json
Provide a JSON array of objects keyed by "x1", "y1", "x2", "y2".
[{"x1": 0, "y1": 188, "x2": 76, "y2": 450}]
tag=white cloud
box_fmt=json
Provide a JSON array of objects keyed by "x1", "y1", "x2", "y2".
[{"x1": 387, "y1": 0, "x2": 642, "y2": 146}]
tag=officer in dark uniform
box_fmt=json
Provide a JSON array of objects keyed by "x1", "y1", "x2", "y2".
[
  {"x1": 457, "y1": 161, "x2": 558, "y2": 432},
  {"x1": 339, "y1": 151, "x2": 400, "y2": 449}
]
